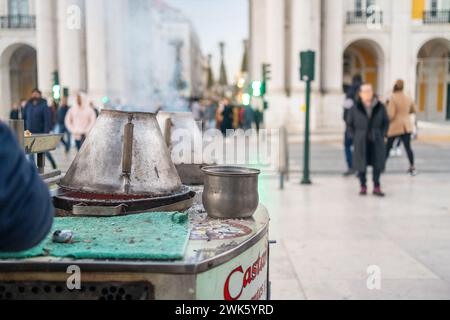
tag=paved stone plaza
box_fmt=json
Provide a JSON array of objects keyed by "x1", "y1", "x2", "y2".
[{"x1": 263, "y1": 123, "x2": 450, "y2": 300}]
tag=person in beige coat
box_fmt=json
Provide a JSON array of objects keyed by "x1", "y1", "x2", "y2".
[
  {"x1": 385, "y1": 80, "x2": 417, "y2": 176},
  {"x1": 65, "y1": 93, "x2": 97, "y2": 151}
]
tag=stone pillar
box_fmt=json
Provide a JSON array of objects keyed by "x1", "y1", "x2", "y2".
[
  {"x1": 85, "y1": 0, "x2": 107, "y2": 105},
  {"x1": 249, "y1": 0, "x2": 268, "y2": 83},
  {"x1": 390, "y1": 0, "x2": 412, "y2": 96},
  {"x1": 36, "y1": 0, "x2": 58, "y2": 98},
  {"x1": 105, "y1": 0, "x2": 127, "y2": 105},
  {"x1": 319, "y1": 0, "x2": 345, "y2": 129},
  {"x1": 57, "y1": 0, "x2": 87, "y2": 100},
  {"x1": 322, "y1": 0, "x2": 344, "y2": 94},
  {"x1": 265, "y1": 0, "x2": 284, "y2": 93},
  {"x1": 290, "y1": 0, "x2": 322, "y2": 93}
]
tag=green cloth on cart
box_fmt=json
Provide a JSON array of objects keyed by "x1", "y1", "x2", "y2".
[{"x1": 0, "y1": 212, "x2": 189, "y2": 261}]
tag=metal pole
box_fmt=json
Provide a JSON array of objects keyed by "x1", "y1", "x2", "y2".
[{"x1": 301, "y1": 79, "x2": 312, "y2": 185}]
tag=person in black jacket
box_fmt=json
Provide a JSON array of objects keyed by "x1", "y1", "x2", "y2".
[
  {"x1": 0, "y1": 121, "x2": 54, "y2": 252},
  {"x1": 343, "y1": 75, "x2": 362, "y2": 176},
  {"x1": 346, "y1": 83, "x2": 389, "y2": 197},
  {"x1": 56, "y1": 97, "x2": 71, "y2": 153},
  {"x1": 9, "y1": 103, "x2": 22, "y2": 120},
  {"x1": 23, "y1": 89, "x2": 57, "y2": 169}
]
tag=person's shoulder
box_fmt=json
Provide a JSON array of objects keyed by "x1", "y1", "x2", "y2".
[
  {"x1": 0, "y1": 120, "x2": 9, "y2": 133},
  {"x1": 0, "y1": 121, "x2": 15, "y2": 148}
]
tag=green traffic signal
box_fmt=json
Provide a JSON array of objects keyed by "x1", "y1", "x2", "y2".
[{"x1": 251, "y1": 81, "x2": 263, "y2": 97}]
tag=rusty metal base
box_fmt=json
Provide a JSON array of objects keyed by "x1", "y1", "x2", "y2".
[{"x1": 53, "y1": 186, "x2": 196, "y2": 216}]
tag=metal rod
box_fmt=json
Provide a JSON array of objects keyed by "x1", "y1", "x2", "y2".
[{"x1": 302, "y1": 80, "x2": 312, "y2": 185}]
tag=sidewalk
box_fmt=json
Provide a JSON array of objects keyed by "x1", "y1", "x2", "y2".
[{"x1": 262, "y1": 173, "x2": 450, "y2": 300}]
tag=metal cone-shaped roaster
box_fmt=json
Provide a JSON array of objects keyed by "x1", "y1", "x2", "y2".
[
  {"x1": 157, "y1": 112, "x2": 212, "y2": 185},
  {"x1": 54, "y1": 110, "x2": 195, "y2": 216}
]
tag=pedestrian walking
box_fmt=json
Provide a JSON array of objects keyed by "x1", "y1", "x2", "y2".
[
  {"x1": 216, "y1": 99, "x2": 226, "y2": 131},
  {"x1": 346, "y1": 83, "x2": 389, "y2": 197},
  {"x1": 204, "y1": 99, "x2": 218, "y2": 130},
  {"x1": 65, "y1": 93, "x2": 97, "y2": 151},
  {"x1": 23, "y1": 89, "x2": 58, "y2": 169},
  {"x1": 220, "y1": 99, "x2": 234, "y2": 136},
  {"x1": 385, "y1": 79, "x2": 417, "y2": 176},
  {"x1": 343, "y1": 75, "x2": 362, "y2": 176},
  {"x1": 254, "y1": 108, "x2": 263, "y2": 134},
  {"x1": 9, "y1": 103, "x2": 22, "y2": 120},
  {"x1": 243, "y1": 104, "x2": 255, "y2": 131},
  {"x1": 56, "y1": 96, "x2": 72, "y2": 153},
  {"x1": 191, "y1": 98, "x2": 202, "y2": 121}
]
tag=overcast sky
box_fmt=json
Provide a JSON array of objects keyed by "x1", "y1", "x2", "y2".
[{"x1": 165, "y1": 0, "x2": 249, "y2": 83}]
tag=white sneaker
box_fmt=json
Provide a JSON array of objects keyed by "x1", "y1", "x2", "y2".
[{"x1": 395, "y1": 147, "x2": 402, "y2": 157}]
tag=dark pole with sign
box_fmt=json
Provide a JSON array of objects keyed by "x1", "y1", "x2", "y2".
[
  {"x1": 262, "y1": 63, "x2": 271, "y2": 110},
  {"x1": 300, "y1": 51, "x2": 315, "y2": 185}
]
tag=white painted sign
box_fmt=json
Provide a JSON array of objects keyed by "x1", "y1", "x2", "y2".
[{"x1": 196, "y1": 235, "x2": 269, "y2": 301}]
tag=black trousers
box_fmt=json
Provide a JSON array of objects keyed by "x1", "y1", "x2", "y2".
[
  {"x1": 386, "y1": 133, "x2": 415, "y2": 166},
  {"x1": 359, "y1": 170, "x2": 381, "y2": 188}
]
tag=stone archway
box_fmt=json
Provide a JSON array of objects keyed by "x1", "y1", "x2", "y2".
[
  {"x1": 343, "y1": 39, "x2": 385, "y2": 95},
  {"x1": 0, "y1": 43, "x2": 37, "y2": 119},
  {"x1": 416, "y1": 38, "x2": 450, "y2": 122},
  {"x1": 10, "y1": 44, "x2": 37, "y2": 104}
]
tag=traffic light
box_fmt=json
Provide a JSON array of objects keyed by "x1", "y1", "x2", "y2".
[
  {"x1": 52, "y1": 85, "x2": 61, "y2": 101},
  {"x1": 52, "y1": 71, "x2": 61, "y2": 102},
  {"x1": 251, "y1": 81, "x2": 263, "y2": 97},
  {"x1": 300, "y1": 51, "x2": 315, "y2": 81},
  {"x1": 262, "y1": 63, "x2": 271, "y2": 95},
  {"x1": 262, "y1": 63, "x2": 271, "y2": 81},
  {"x1": 242, "y1": 93, "x2": 251, "y2": 106}
]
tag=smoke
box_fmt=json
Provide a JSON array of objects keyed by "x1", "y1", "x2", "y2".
[{"x1": 103, "y1": 0, "x2": 191, "y2": 113}]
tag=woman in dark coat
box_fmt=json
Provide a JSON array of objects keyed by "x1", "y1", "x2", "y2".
[{"x1": 346, "y1": 83, "x2": 389, "y2": 197}]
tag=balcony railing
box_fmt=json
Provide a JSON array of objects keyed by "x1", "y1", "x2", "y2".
[
  {"x1": 0, "y1": 15, "x2": 36, "y2": 29},
  {"x1": 346, "y1": 11, "x2": 384, "y2": 26},
  {"x1": 423, "y1": 10, "x2": 450, "y2": 24}
]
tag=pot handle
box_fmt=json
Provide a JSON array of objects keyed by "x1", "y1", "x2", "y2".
[
  {"x1": 122, "y1": 116, "x2": 134, "y2": 176},
  {"x1": 72, "y1": 203, "x2": 127, "y2": 216},
  {"x1": 163, "y1": 118, "x2": 173, "y2": 148}
]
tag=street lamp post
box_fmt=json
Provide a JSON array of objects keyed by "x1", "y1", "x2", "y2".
[{"x1": 300, "y1": 51, "x2": 315, "y2": 185}]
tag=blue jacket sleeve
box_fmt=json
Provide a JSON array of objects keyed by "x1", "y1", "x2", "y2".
[{"x1": 0, "y1": 122, "x2": 54, "y2": 252}]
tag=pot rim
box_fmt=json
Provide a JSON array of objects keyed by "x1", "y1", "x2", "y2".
[
  {"x1": 201, "y1": 166, "x2": 261, "y2": 177},
  {"x1": 101, "y1": 109, "x2": 157, "y2": 116}
]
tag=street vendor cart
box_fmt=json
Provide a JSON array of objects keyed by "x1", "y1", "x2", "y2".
[{"x1": 0, "y1": 111, "x2": 271, "y2": 301}]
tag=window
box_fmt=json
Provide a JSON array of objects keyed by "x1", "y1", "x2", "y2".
[
  {"x1": 431, "y1": 0, "x2": 438, "y2": 15},
  {"x1": 8, "y1": 0, "x2": 29, "y2": 16},
  {"x1": 355, "y1": 0, "x2": 376, "y2": 15},
  {"x1": 355, "y1": 0, "x2": 363, "y2": 16},
  {"x1": 366, "y1": 0, "x2": 375, "y2": 10}
]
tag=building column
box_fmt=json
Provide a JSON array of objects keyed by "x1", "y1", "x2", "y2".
[
  {"x1": 249, "y1": 0, "x2": 268, "y2": 83},
  {"x1": 290, "y1": 0, "x2": 322, "y2": 94},
  {"x1": 85, "y1": 0, "x2": 107, "y2": 105},
  {"x1": 389, "y1": 0, "x2": 412, "y2": 95},
  {"x1": 322, "y1": 0, "x2": 344, "y2": 94},
  {"x1": 57, "y1": 0, "x2": 87, "y2": 99},
  {"x1": 319, "y1": 0, "x2": 345, "y2": 129},
  {"x1": 265, "y1": 0, "x2": 285, "y2": 94},
  {"x1": 35, "y1": 0, "x2": 58, "y2": 98}
]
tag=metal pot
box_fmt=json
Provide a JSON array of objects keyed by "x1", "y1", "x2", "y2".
[
  {"x1": 60, "y1": 110, "x2": 182, "y2": 197},
  {"x1": 157, "y1": 111, "x2": 211, "y2": 185},
  {"x1": 202, "y1": 166, "x2": 260, "y2": 219}
]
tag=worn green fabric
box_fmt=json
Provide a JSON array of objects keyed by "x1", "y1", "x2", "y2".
[{"x1": 0, "y1": 212, "x2": 189, "y2": 261}]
